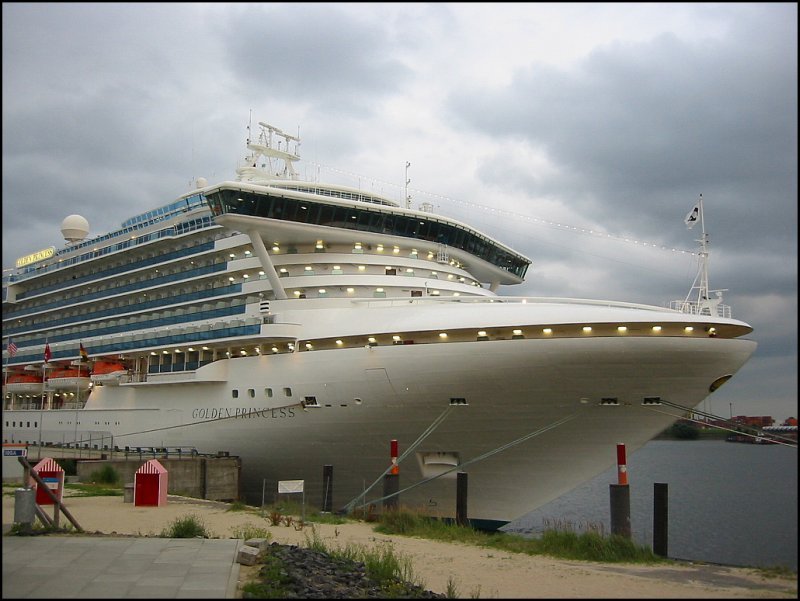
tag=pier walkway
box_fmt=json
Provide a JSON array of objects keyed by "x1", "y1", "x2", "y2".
[{"x1": 2, "y1": 534, "x2": 241, "y2": 598}]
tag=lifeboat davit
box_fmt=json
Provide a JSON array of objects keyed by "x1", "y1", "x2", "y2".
[
  {"x1": 90, "y1": 360, "x2": 128, "y2": 385},
  {"x1": 47, "y1": 366, "x2": 91, "y2": 391},
  {"x1": 5, "y1": 371, "x2": 44, "y2": 394}
]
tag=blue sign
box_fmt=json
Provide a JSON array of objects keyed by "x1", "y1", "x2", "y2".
[{"x1": 3, "y1": 448, "x2": 27, "y2": 457}]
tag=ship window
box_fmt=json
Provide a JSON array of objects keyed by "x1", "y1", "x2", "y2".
[
  {"x1": 248, "y1": 389, "x2": 255, "y2": 398},
  {"x1": 303, "y1": 396, "x2": 319, "y2": 407},
  {"x1": 284, "y1": 387, "x2": 292, "y2": 397},
  {"x1": 265, "y1": 388, "x2": 273, "y2": 398},
  {"x1": 385, "y1": 267, "x2": 397, "y2": 275},
  {"x1": 232, "y1": 389, "x2": 239, "y2": 399}
]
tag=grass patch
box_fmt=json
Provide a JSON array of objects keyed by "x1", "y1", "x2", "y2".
[
  {"x1": 241, "y1": 553, "x2": 292, "y2": 598},
  {"x1": 63, "y1": 482, "x2": 123, "y2": 497},
  {"x1": 259, "y1": 500, "x2": 353, "y2": 525},
  {"x1": 88, "y1": 465, "x2": 120, "y2": 486},
  {"x1": 755, "y1": 565, "x2": 796, "y2": 579},
  {"x1": 373, "y1": 506, "x2": 663, "y2": 564},
  {"x1": 226, "y1": 500, "x2": 250, "y2": 512},
  {"x1": 231, "y1": 524, "x2": 272, "y2": 541},
  {"x1": 160, "y1": 514, "x2": 211, "y2": 538}
]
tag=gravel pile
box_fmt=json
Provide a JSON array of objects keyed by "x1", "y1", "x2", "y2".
[{"x1": 243, "y1": 542, "x2": 446, "y2": 599}]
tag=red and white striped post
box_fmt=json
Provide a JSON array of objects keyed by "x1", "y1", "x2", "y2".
[
  {"x1": 390, "y1": 439, "x2": 399, "y2": 475},
  {"x1": 610, "y1": 442, "x2": 631, "y2": 538},
  {"x1": 616, "y1": 442, "x2": 628, "y2": 485},
  {"x1": 384, "y1": 439, "x2": 400, "y2": 510}
]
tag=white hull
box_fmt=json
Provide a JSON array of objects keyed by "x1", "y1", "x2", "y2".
[{"x1": 4, "y1": 335, "x2": 755, "y2": 524}]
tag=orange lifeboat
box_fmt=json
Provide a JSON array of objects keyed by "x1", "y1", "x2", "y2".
[
  {"x1": 5, "y1": 371, "x2": 44, "y2": 394},
  {"x1": 90, "y1": 359, "x2": 128, "y2": 385},
  {"x1": 47, "y1": 366, "x2": 91, "y2": 391}
]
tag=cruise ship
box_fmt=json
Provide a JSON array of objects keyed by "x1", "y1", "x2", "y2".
[{"x1": 2, "y1": 121, "x2": 757, "y2": 526}]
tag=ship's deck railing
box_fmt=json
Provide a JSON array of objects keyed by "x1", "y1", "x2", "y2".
[
  {"x1": 353, "y1": 295, "x2": 680, "y2": 313},
  {"x1": 669, "y1": 300, "x2": 732, "y2": 319}
]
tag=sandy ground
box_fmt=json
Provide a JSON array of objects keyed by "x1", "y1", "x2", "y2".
[{"x1": 2, "y1": 491, "x2": 796, "y2": 599}]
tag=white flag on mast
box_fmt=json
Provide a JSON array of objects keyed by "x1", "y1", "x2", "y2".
[{"x1": 684, "y1": 202, "x2": 700, "y2": 229}]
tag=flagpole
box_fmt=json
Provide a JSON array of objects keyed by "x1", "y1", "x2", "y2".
[
  {"x1": 39, "y1": 337, "x2": 50, "y2": 460},
  {"x1": 3, "y1": 340, "x2": 9, "y2": 411},
  {"x1": 696, "y1": 194, "x2": 711, "y2": 308}
]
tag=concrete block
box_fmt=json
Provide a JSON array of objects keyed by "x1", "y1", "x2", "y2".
[
  {"x1": 237, "y1": 544, "x2": 261, "y2": 566},
  {"x1": 244, "y1": 537, "x2": 270, "y2": 552}
]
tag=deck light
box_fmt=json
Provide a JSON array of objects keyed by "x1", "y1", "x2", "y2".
[
  {"x1": 439, "y1": 332, "x2": 448, "y2": 339},
  {"x1": 335, "y1": 340, "x2": 343, "y2": 346},
  {"x1": 684, "y1": 326, "x2": 694, "y2": 332},
  {"x1": 272, "y1": 245, "x2": 280, "y2": 251},
  {"x1": 582, "y1": 326, "x2": 593, "y2": 333},
  {"x1": 305, "y1": 343, "x2": 313, "y2": 350},
  {"x1": 392, "y1": 335, "x2": 402, "y2": 341},
  {"x1": 652, "y1": 326, "x2": 662, "y2": 332},
  {"x1": 346, "y1": 288, "x2": 355, "y2": 293},
  {"x1": 617, "y1": 326, "x2": 628, "y2": 333},
  {"x1": 271, "y1": 346, "x2": 279, "y2": 353},
  {"x1": 358, "y1": 265, "x2": 366, "y2": 271}
]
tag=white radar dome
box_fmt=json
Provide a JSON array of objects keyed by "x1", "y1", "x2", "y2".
[
  {"x1": 196, "y1": 177, "x2": 208, "y2": 189},
  {"x1": 61, "y1": 214, "x2": 90, "y2": 243}
]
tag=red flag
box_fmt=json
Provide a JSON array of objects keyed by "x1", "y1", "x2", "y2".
[
  {"x1": 44, "y1": 343, "x2": 52, "y2": 363},
  {"x1": 7, "y1": 340, "x2": 17, "y2": 357},
  {"x1": 80, "y1": 342, "x2": 89, "y2": 361}
]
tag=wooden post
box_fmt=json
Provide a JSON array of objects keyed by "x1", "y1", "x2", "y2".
[
  {"x1": 609, "y1": 484, "x2": 631, "y2": 538},
  {"x1": 322, "y1": 464, "x2": 333, "y2": 513},
  {"x1": 653, "y1": 482, "x2": 669, "y2": 557},
  {"x1": 456, "y1": 472, "x2": 468, "y2": 527}
]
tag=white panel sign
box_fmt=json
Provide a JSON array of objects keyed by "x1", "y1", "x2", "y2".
[{"x1": 277, "y1": 479, "x2": 304, "y2": 493}]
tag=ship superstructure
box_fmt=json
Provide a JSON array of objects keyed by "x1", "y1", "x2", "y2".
[{"x1": 2, "y1": 122, "x2": 757, "y2": 525}]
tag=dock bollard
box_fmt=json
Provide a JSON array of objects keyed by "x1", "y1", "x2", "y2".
[
  {"x1": 610, "y1": 484, "x2": 631, "y2": 538},
  {"x1": 456, "y1": 472, "x2": 468, "y2": 527},
  {"x1": 653, "y1": 482, "x2": 668, "y2": 557},
  {"x1": 610, "y1": 442, "x2": 631, "y2": 538}
]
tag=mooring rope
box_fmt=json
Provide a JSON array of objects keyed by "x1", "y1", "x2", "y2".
[
  {"x1": 645, "y1": 400, "x2": 797, "y2": 448},
  {"x1": 343, "y1": 405, "x2": 455, "y2": 512},
  {"x1": 347, "y1": 408, "x2": 584, "y2": 511}
]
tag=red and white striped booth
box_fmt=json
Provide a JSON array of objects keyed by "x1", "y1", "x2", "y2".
[
  {"x1": 29, "y1": 457, "x2": 64, "y2": 505},
  {"x1": 134, "y1": 459, "x2": 168, "y2": 507}
]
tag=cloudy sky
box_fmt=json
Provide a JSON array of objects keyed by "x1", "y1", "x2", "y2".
[{"x1": 2, "y1": 3, "x2": 797, "y2": 421}]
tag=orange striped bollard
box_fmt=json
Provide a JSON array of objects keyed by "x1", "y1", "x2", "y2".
[
  {"x1": 610, "y1": 442, "x2": 631, "y2": 538},
  {"x1": 616, "y1": 442, "x2": 628, "y2": 485},
  {"x1": 390, "y1": 439, "x2": 399, "y2": 475}
]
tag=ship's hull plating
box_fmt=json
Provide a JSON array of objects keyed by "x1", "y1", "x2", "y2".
[{"x1": 4, "y1": 335, "x2": 756, "y2": 523}]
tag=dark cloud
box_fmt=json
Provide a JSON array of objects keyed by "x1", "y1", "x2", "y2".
[
  {"x1": 220, "y1": 5, "x2": 414, "y2": 117},
  {"x1": 448, "y1": 7, "x2": 797, "y2": 255}
]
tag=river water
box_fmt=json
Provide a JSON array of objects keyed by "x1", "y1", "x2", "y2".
[{"x1": 503, "y1": 439, "x2": 797, "y2": 570}]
